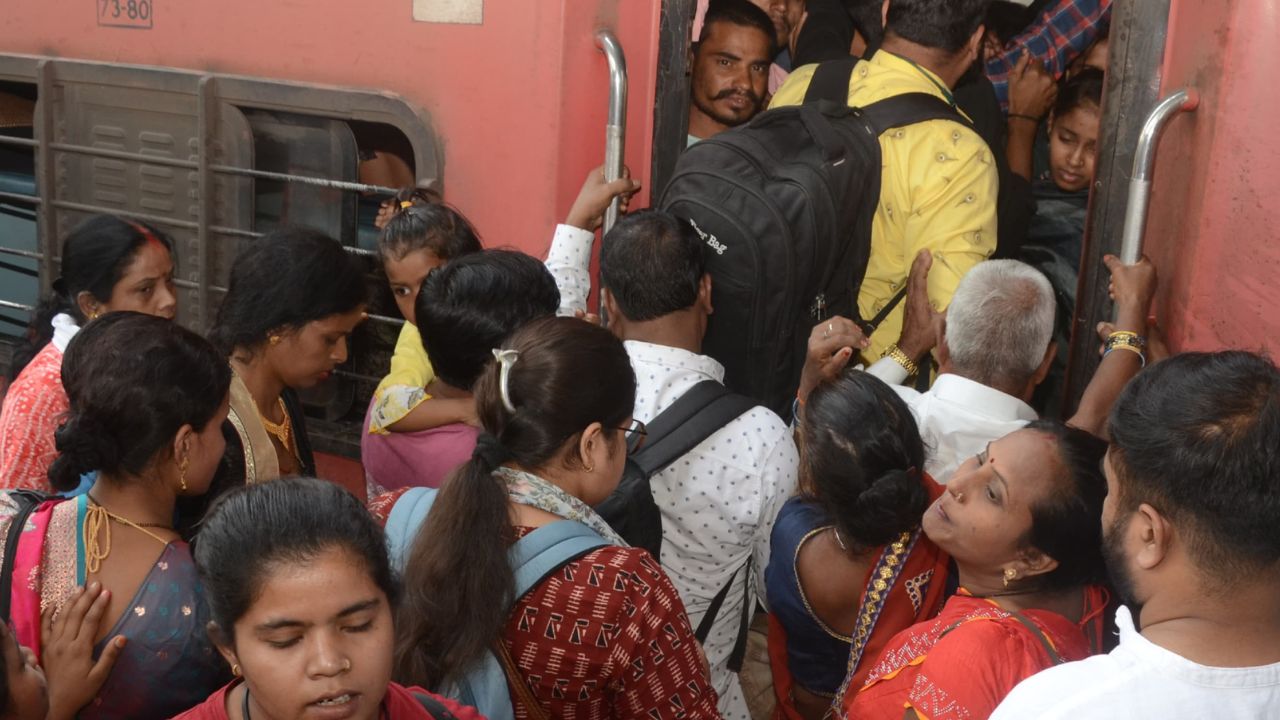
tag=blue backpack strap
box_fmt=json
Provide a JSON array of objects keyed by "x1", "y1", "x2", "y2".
[
  {"x1": 509, "y1": 520, "x2": 610, "y2": 600},
  {"x1": 385, "y1": 487, "x2": 438, "y2": 572},
  {"x1": 450, "y1": 521, "x2": 609, "y2": 720}
]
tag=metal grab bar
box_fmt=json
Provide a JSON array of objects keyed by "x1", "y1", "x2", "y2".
[
  {"x1": 1119, "y1": 88, "x2": 1200, "y2": 264},
  {"x1": 595, "y1": 30, "x2": 628, "y2": 236}
]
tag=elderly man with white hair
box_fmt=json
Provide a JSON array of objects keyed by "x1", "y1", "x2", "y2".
[{"x1": 799, "y1": 251, "x2": 1159, "y2": 482}]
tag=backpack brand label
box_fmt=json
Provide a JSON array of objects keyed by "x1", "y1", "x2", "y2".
[{"x1": 687, "y1": 218, "x2": 727, "y2": 255}]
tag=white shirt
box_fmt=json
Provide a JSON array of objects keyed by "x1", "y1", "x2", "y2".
[
  {"x1": 992, "y1": 606, "x2": 1280, "y2": 719},
  {"x1": 881, "y1": 372, "x2": 1038, "y2": 482},
  {"x1": 545, "y1": 224, "x2": 801, "y2": 719},
  {"x1": 627, "y1": 340, "x2": 798, "y2": 720},
  {"x1": 50, "y1": 313, "x2": 80, "y2": 352}
]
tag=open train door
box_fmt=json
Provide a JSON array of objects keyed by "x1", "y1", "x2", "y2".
[{"x1": 1065, "y1": 0, "x2": 1280, "y2": 409}]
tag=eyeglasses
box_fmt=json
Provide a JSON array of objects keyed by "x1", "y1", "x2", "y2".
[{"x1": 616, "y1": 419, "x2": 648, "y2": 455}]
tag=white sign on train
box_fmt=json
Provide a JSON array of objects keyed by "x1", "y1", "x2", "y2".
[{"x1": 413, "y1": 0, "x2": 482, "y2": 24}]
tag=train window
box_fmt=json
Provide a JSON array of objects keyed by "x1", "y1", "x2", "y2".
[
  {"x1": 0, "y1": 55, "x2": 443, "y2": 456},
  {"x1": 0, "y1": 80, "x2": 38, "y2": 350}
]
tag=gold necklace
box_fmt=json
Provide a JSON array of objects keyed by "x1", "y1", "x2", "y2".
[
  {"x1": 83, "y1": 497, "x2": 174, "y2": 574},
  {"x1": 258, "y1": 397, "x2": 293, "y2": 452}
]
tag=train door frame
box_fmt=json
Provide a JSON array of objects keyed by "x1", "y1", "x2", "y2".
[{"x1": 1063, "y1": 0, "x2": 1172, "y2": 412}]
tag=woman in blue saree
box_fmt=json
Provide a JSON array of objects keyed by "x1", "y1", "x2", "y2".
[{"x1": 0, "y1": 312, "x2": 233, "y2": 719}]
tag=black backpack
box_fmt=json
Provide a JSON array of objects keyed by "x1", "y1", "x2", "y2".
[
  {"x1": 659, "y1": 57, "x2": 971, "y2": 416},
  {"x1": 594, "y1": 380, "x2": 755, "y2": 562}
]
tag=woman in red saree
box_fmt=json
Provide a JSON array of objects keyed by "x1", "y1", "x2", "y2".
[
  {"x1": 840, "y1": 421, "x2": 1111, "y2": 720},
  {"x1": 764, "y1": 371, "x2": 950, "y2": 720},
  {"x1": 172, "y1": 478, "x2": 482, "y2": 720}
]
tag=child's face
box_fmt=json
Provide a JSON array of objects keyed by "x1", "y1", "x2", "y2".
[
  {"x1": 384, "y1": 248, "x2": 444, "y2": 326},
  {"x1": 1048, "y1": 105, "x2": 1101, "y2": 193},
  {"x1": 1, "y1": 629, "x2": 48, "y2": 720}
]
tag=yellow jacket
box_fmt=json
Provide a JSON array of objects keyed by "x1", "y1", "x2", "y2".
[
  {"x1": 771, "y1": 51, "x2": 997, "y2": 362},
  {"x1": 368, "y1": 322, "x2": 435, "y2": 433}
]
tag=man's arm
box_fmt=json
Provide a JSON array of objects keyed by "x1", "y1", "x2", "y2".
[
  {"x1": 985, "y1": 0, "x2": 1113, "y2": 110},
  {"x1": 543, "y1": 166, "x2": 640, "y2": 318},
  {"x1": 1068, "y1": 255, "x2": 1158, "y2": 439}
]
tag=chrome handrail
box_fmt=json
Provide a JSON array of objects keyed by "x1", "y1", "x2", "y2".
[
  {"x1": 1119, "y1": 88, "x2": 1200, "y2": 264},
  {"x1": 595, "y1": 29, "x2": 628, "y2": 236}
]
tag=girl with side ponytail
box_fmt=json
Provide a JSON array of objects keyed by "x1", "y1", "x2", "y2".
[
  {"x1": 389, "y1": 316, "x2": 720, "y2": 719},
  {"x1": 0, "y1": 214, "x2": 177, "y2": 491},
  {"x1": 764, "y1": 370, "x2": 950, "y2": 720}
]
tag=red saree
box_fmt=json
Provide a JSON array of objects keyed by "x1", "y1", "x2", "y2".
[{"x1": 841, "y1": 587, "x2": 1109, "y2": 720}]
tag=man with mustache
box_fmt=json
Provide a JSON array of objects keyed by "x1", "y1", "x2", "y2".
[
  {"x1": 688, "y1": 0, "x2": 777, "y2": 146},
  {"x1": 992, "y1": 351, "x2": 1280, "y2": 719}
]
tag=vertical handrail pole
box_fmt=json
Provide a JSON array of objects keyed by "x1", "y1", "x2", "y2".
[
  {"x1": 1118, "y1": 88, "x2": 1199, "y2": 264},
  {"x1": 595, "y1": 30, "x2": 628, "y2": 236}
]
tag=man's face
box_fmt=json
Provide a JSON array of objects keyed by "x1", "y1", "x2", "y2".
[
  {"x1": 690, "y1": 21, "x2": 772, "y2": 135},
  {"x1": 1101, "y1": 450, "x2": 1144, "y2": 613},
  {"x1": 749, "y1": 0, "x2": 790, "y2": 48}
]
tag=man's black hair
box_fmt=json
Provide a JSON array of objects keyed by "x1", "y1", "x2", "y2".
[
  {"x1": 1109, "y1": 351, "x2": 1280, "y2": 581},
  {"x1": 600, "y1": 211, "x2": 706, "y2": 323},
  {"x1": 699, "y1": 0, "x2": 779, "y2": 57},
  {"x1": 885, "y1": 0, "x2": 991, "y2": 54}
]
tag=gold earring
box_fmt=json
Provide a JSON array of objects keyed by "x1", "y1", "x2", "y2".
[
  {"x1": 178, "y1": 456, "x2": 189, "y2": 493},
  {"x1": 1003, "y1": 568, "x2": 1018, "y2": 588},
  {"x1": 88, "y1": 310, "x2": 100, "y2": 321},
  {"x1": 269, "y1": 335, "x2": 281, "y2": 346},
  {"x1": 231, "y1": 663, "x2": 241, "y2": 677}
]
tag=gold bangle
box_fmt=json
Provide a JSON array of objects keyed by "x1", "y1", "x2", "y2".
[
  {"x1": 1107, "y1": 331, "x2": 1146, "y2": 349},
  {"x1": 884, "y1": 344, "x2": 919, "y2": 376},
  {"x1": 1104, "y1": 343, "x2": 1146, "y2": 367}
]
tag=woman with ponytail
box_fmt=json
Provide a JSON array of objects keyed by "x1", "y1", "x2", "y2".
[
  {"x1": 0, "y1": 312, "x2": 232, "y2": 718},
  {"x1": 764, "y1": 371, "x2": 948, "y2": 720},
  {"x1": 0, "y1": 215, "x2": 177, "y2": 491},
  {"x1": 389, "y1": 316, "x2": 720, "y2": 719}
]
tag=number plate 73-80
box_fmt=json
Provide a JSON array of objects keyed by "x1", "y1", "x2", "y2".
[{"x1": 97, "y1": 0, "x2": 153, "y2": 29}]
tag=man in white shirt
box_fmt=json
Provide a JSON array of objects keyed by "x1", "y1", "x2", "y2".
[
  {"x1": 550, "y1": 209, "x2": 797, "y2": 720},
  {"x1": 992, "y1": 351, "x2": 1280, "y2": 719},
  {"x1": 802, "y1": 255, "x2": 1054, "y2": 482}
]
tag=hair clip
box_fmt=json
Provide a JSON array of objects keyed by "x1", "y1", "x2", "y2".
[
  {"x1": 491, "y1": 348, "x2": 520, "y2": 413},
  {"x1": 399, "y1": 200, "x2": 414, "y2": 210}
]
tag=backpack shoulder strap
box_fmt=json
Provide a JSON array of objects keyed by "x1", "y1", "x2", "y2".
[
  {"x1": 859, "y1": 92, "x2": 974, "y2": 135},
  {"x1": 1, "y1": 490, "x2": 56, "y2": 624},
  {"x1": 510, "y1": 520, "x2": 610, "y2": 600},
  {"x1": 385, "y1": 487, "x2": 439, "y2": 571},
  {"x1": 632, "y1": 380, "x2": 757, "y2": 477},
  {"x1": 803, "y1": 56, "x2": 861, "y2": 104}
]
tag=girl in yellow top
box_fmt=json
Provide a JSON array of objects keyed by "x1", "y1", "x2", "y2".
[{"x1": 366, "y1": 194, "x2": 483, "y2": 435}]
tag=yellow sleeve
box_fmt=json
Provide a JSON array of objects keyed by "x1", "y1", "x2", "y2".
[
  {"x1": 369, "y1": 323, "x2": 436, "y2": 434},
  {"x1": 862, "y1": 121, "x2": 998, "y2": 360},
  {"x1": 768, "y1": 64, "x2": 819, "y2": 109}
]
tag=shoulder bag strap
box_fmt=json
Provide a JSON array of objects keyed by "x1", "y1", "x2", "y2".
[
  {"x1": 803, "y1": 56, "x2": 861, "y2": 104},
  {"x1": 632, "y1": 380, "x2": 756, "y2": 477},
  {"x1": 1005, "y1": 610, "x2": 1065, "y2": 665},
  {"x1": 859, "y1": 92, "x2": 973, "y2": 135},
  {"x1": 1, "y1": 491, "x2": 51, "y2": 623},
  {"x1": 493, "y1": 639, "x2": 551, "y2": 720}
]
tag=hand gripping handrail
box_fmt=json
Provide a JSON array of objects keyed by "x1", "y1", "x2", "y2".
[
  {"x1": 1118, "y1": 88, "x2": 1200, "y2": 264},
  {"x1": 595, "y1": 29, "x2": 628, "y2": 236}
]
